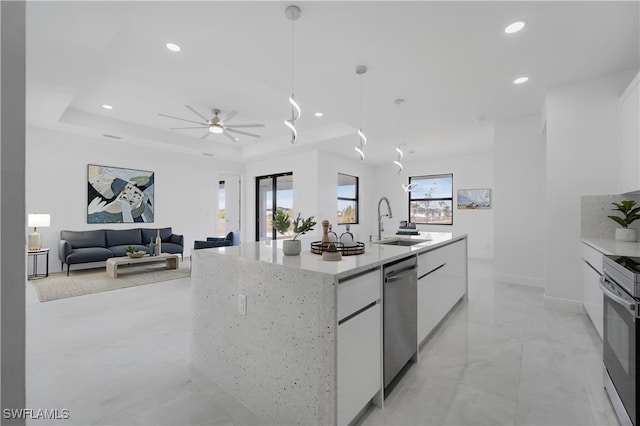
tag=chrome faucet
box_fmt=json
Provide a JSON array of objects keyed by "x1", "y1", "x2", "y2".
[{"x1": 377, "y1": 197, "x2": 393, "y2": 240}]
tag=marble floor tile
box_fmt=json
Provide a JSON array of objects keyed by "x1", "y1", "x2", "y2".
[{"x1": 25, "y1": 259, "x2": 618, "y2": 425}]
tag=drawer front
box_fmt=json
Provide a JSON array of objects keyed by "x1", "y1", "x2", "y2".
[
  {"x1": 418, "y1": 245, "x2": 448, "y2": 278},
  {"x1": 582, "y1": 243, "x2": 604, "y2": 274},
  {"x1": 338, "y1": 269, "x2": 381, "y2": 321}
]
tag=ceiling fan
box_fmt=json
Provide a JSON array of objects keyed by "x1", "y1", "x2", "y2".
[{"x1": 159, "y1": 106, "x2": 265, "y2": 142}]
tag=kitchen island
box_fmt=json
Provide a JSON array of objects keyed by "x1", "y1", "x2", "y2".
[{"x1": 191, "y1": 232, "x2": 467, "y2": 425}]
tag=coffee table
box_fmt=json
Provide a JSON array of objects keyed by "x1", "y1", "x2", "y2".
[{"x1": 105, "y1": 253, "x2": 179, "y2": 278}]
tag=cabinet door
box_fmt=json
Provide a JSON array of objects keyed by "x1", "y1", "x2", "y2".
[
  {"x1": 417, "y1": 239, "x2": 467, "y2": 344},
  {"x1": 582, "y1": 260, "x2": 603, "y2": 339},
  {"x1": 337, "y1": 303, "x2": 381, "y2": 425},
  {"x1": 619, "y1": 73, "x2": 640, "y2": 194}
]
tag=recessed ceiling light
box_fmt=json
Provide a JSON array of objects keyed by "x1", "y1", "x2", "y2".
[
  {"x1": 166, "y1": 42, "x2": 181, "y2": 52},
  {"x1": 505, "y1": 21, "x2": 526, "y2": 34},
  {"x1": 513, "y1": 76, "x2": 529, "y2": 84},
  {"x1": 102, "y1": 104, "x2": 113, "y2": 110},
  {"x1": 314, "y1": 112, "x2": 323, "y2": 117}
]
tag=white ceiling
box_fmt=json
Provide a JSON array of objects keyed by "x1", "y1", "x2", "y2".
[{"x1": 26, "y1": 1, "x2": 639, "y2": 165}]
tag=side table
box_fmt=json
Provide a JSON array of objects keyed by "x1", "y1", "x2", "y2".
[{"x1": 28, "y1": 248, "x2": 49, "y2": 280}]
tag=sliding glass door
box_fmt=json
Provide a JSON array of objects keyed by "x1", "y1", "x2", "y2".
[{"x1": 256, "y1": 172, "x2": 293, "y2": 241}]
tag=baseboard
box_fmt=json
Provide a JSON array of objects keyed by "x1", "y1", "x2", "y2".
[
  {"x1": 493, "y1": 272, "x2": 545, "y2": 288},
  {"x1": 543, "y1": 293, "x2": 584, "y2": 314}
]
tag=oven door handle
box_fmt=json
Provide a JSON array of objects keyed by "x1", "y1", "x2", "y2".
[{"x1": 600, "y1": 276, "x2": 637, "y2": 315}]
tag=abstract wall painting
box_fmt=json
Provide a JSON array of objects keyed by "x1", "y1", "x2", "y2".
[
  {"x1": 87, "y1": 164, "x2": 154, "y2": 223},
  {"x1": 457, "y1": 188, "x2": 491, "y2": 210}
]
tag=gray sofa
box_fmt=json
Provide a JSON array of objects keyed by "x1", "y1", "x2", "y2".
[
  {"x1": 59, "y1": 227, "x2": 184, "y2": 275},
  {"x1": 193, "y1": 230, "x2": 240, "y2": 250}
]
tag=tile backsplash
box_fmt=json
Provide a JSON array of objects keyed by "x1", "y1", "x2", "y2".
[{"x1": 581, "y1": 194, "x2": 640, "y2": 238}]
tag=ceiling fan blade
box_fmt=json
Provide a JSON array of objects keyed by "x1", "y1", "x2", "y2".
[
  {"x1": 158, "y1": 113, "x2": 206, "y2": 126},
  {"x1": 169, "y1": 126, "x2": 207, "y2": 129},
  {"x1": 224, "y1": 124, "x2": 266, "y2": 128},
  {"x1": 200, "y1": 132, "x2": 211, "y2": 140},
  {"x1": 185, "y1": 105, "x2": 209, "y2": 122},
  {"x1": 226, "y1": 128, "x2": 261, "y2": 138},
  {"x1": 220, "y1": 110, "x2": 238, "y2": 122},
  {"x1": 223, "y1": 132, "x2": 238, "y2": 143}
]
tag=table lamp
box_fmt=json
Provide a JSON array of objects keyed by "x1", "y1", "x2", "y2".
[{"x1": 28, "y1": 213, "x2": 50, "y2": 251}]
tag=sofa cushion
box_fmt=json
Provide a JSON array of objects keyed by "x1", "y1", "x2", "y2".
[
  {"x1": 106, "y1": 229, "x2": 142, "y2": 247},
  {"x1": 61, "y1": 230, "x2": 106, "y2": 249},
  {"x1": 161, "y1": 242, "x2": 183, "y2": 254},
  {"x1": 141, "y1": 227, "x2": 173, "y2": 244},
  {"x1": 108, "y1": 244, "x2": 151, "y2": 257},
  {"x1": 65, "y1": 247, "x2": 114, "y2": 264}
]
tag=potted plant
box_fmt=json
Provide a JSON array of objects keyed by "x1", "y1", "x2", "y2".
[
  {"x1": 608, "y1": 200, "x2": 640, "y2": 241},
  {"x1": 272, "y1": 210, "x2": 316, "y2": 255}
]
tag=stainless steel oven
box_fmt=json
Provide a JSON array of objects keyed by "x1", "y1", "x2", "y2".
[{"x1": 602, "y1": 255, "x2": 640, "y2": 426}]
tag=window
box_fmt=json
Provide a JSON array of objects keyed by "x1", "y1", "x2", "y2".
[
  {"x1": 256, "y1": 172, "x2": 293, "y2": 241},
  {"x1": 408, "y1": 174, "x2": 453, "y2": 225},
  {"x1": 337, "y1": 173, "x2": 359, "y2": 224}
]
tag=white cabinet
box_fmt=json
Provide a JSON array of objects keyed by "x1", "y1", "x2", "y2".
[
  {"x1": 417, "y1": 239, "x2": 467, "y2": 345},
  {"x1": 582, "y1": 243, "x2": 604, "y2": 339},
  {"x1": 337, "y1": 269, "x2": 381, "y2": 425},
  {"x1": 619, "y1": 72, "x2": 640, "y2": 194}
]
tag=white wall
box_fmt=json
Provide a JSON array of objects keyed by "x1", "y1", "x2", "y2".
[
  {"x1": 544, "y1": 69, "x2": 637, "y2": 310},
  {"x1": 371, "y1": 150, "x2": 495, "y2": 260},
  {"x1": 26, "y1": 126, "x2": 234, "y2": 269},
  {"x1": 494, "y1": 115, "x2": 546, "y2": 287}
]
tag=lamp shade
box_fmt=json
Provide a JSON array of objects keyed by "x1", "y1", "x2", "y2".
[{"x1": 28, "y1": 214, "x2": 50, "y2": 228}]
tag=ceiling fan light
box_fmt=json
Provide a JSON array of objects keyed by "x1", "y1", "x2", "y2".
[{"x1": 209, "y1": 124, "x2": 224, "y2": 134}]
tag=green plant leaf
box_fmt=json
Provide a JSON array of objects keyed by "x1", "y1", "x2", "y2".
[
  {"x1": 272, "y1": 210, "x2": 291, "y2": 235},
  {"x1": 608, "y1": 215, "x2": 628, "y2": 228}
]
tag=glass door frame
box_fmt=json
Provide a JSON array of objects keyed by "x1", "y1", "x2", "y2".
[{"x1": 255, "y1": 172, "x2": 293, "y2": 241}]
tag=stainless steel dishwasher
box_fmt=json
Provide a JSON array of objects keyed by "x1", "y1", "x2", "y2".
[{"x1": 383, "y1": 256, "x2": 418, "y2": 389}]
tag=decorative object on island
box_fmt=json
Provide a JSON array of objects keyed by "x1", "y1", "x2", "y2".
[
  {"x1": 125, "y1": 246, "x2": 145, "y2": 258},
  {"x1": 272, "y1": 210, "x2": 316, "y2": 256},
  {"x1": 310, "y1": 241, "x2": 365, "y2": 256},
  {"x1": 322, "y1": 243, "x2": 342, "y2": 261},
  {"x1": 321, "y1": 220, "x2": 330, "y2": 243},
  {"x1": 28, "y1": 213, "x2": 50, "y2": 251},
  {"x1": 457, "y1": 188, "x2": 492, "y2": 209},
  {"x1": 87, "y1": 164, "x2": 154, "y2": 224},
  {"x1": 608, "y1": 200, "x2": 640, "y2": 242}
]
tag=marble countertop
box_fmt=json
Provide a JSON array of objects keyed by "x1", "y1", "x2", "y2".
[
  {"x1": 199, "y1": 232, "x2": 466, "y2": 280},
  {"x1": 582, "y1": 237, "x2": 640, "y2": 257}
]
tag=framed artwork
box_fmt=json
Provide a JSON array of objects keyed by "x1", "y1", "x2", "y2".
[
  {"x1": 87, "y1": 164, "x2": 154, "y2": 223},
  {"x1": 457, "y1": 188, "x2": 491, "y2": 209}
]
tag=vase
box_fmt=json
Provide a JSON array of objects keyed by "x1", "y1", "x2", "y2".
[
  {"x1": 322, "y1": 251, "x2": 342, "y2": 261},
  {"x1": 615, "y1": 228, "x2": 637, "y2": 242},
  {"x1": 155, "y1": 230, "x2": 162, "y2": 255},
  {"x1": 282, "y1": 239, "x2": 302, "y2": 256}
]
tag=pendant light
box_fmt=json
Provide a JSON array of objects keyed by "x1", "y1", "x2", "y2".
[
  {"x1": 394, "y1": 98, "x2": 405, "y2": 174},
  {"x1": 284, "y1": 5, "x2": 301, "y2": 144},
  {"x1": 355, "y1": 65, "x2": 368, "y2": 162}
]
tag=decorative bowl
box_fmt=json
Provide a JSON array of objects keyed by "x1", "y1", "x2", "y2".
[{"x1": 127, "y1": 251, "x2": 146, "y2": 258}]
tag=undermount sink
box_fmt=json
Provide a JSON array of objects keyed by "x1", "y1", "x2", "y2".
[{"x1": 377, "y1": 239, "x2": 429, "y2": 246}]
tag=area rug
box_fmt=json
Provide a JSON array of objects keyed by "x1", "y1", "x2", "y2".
[{"x1": 30, "y1": 261, "x2": 191, "y2": 302}]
